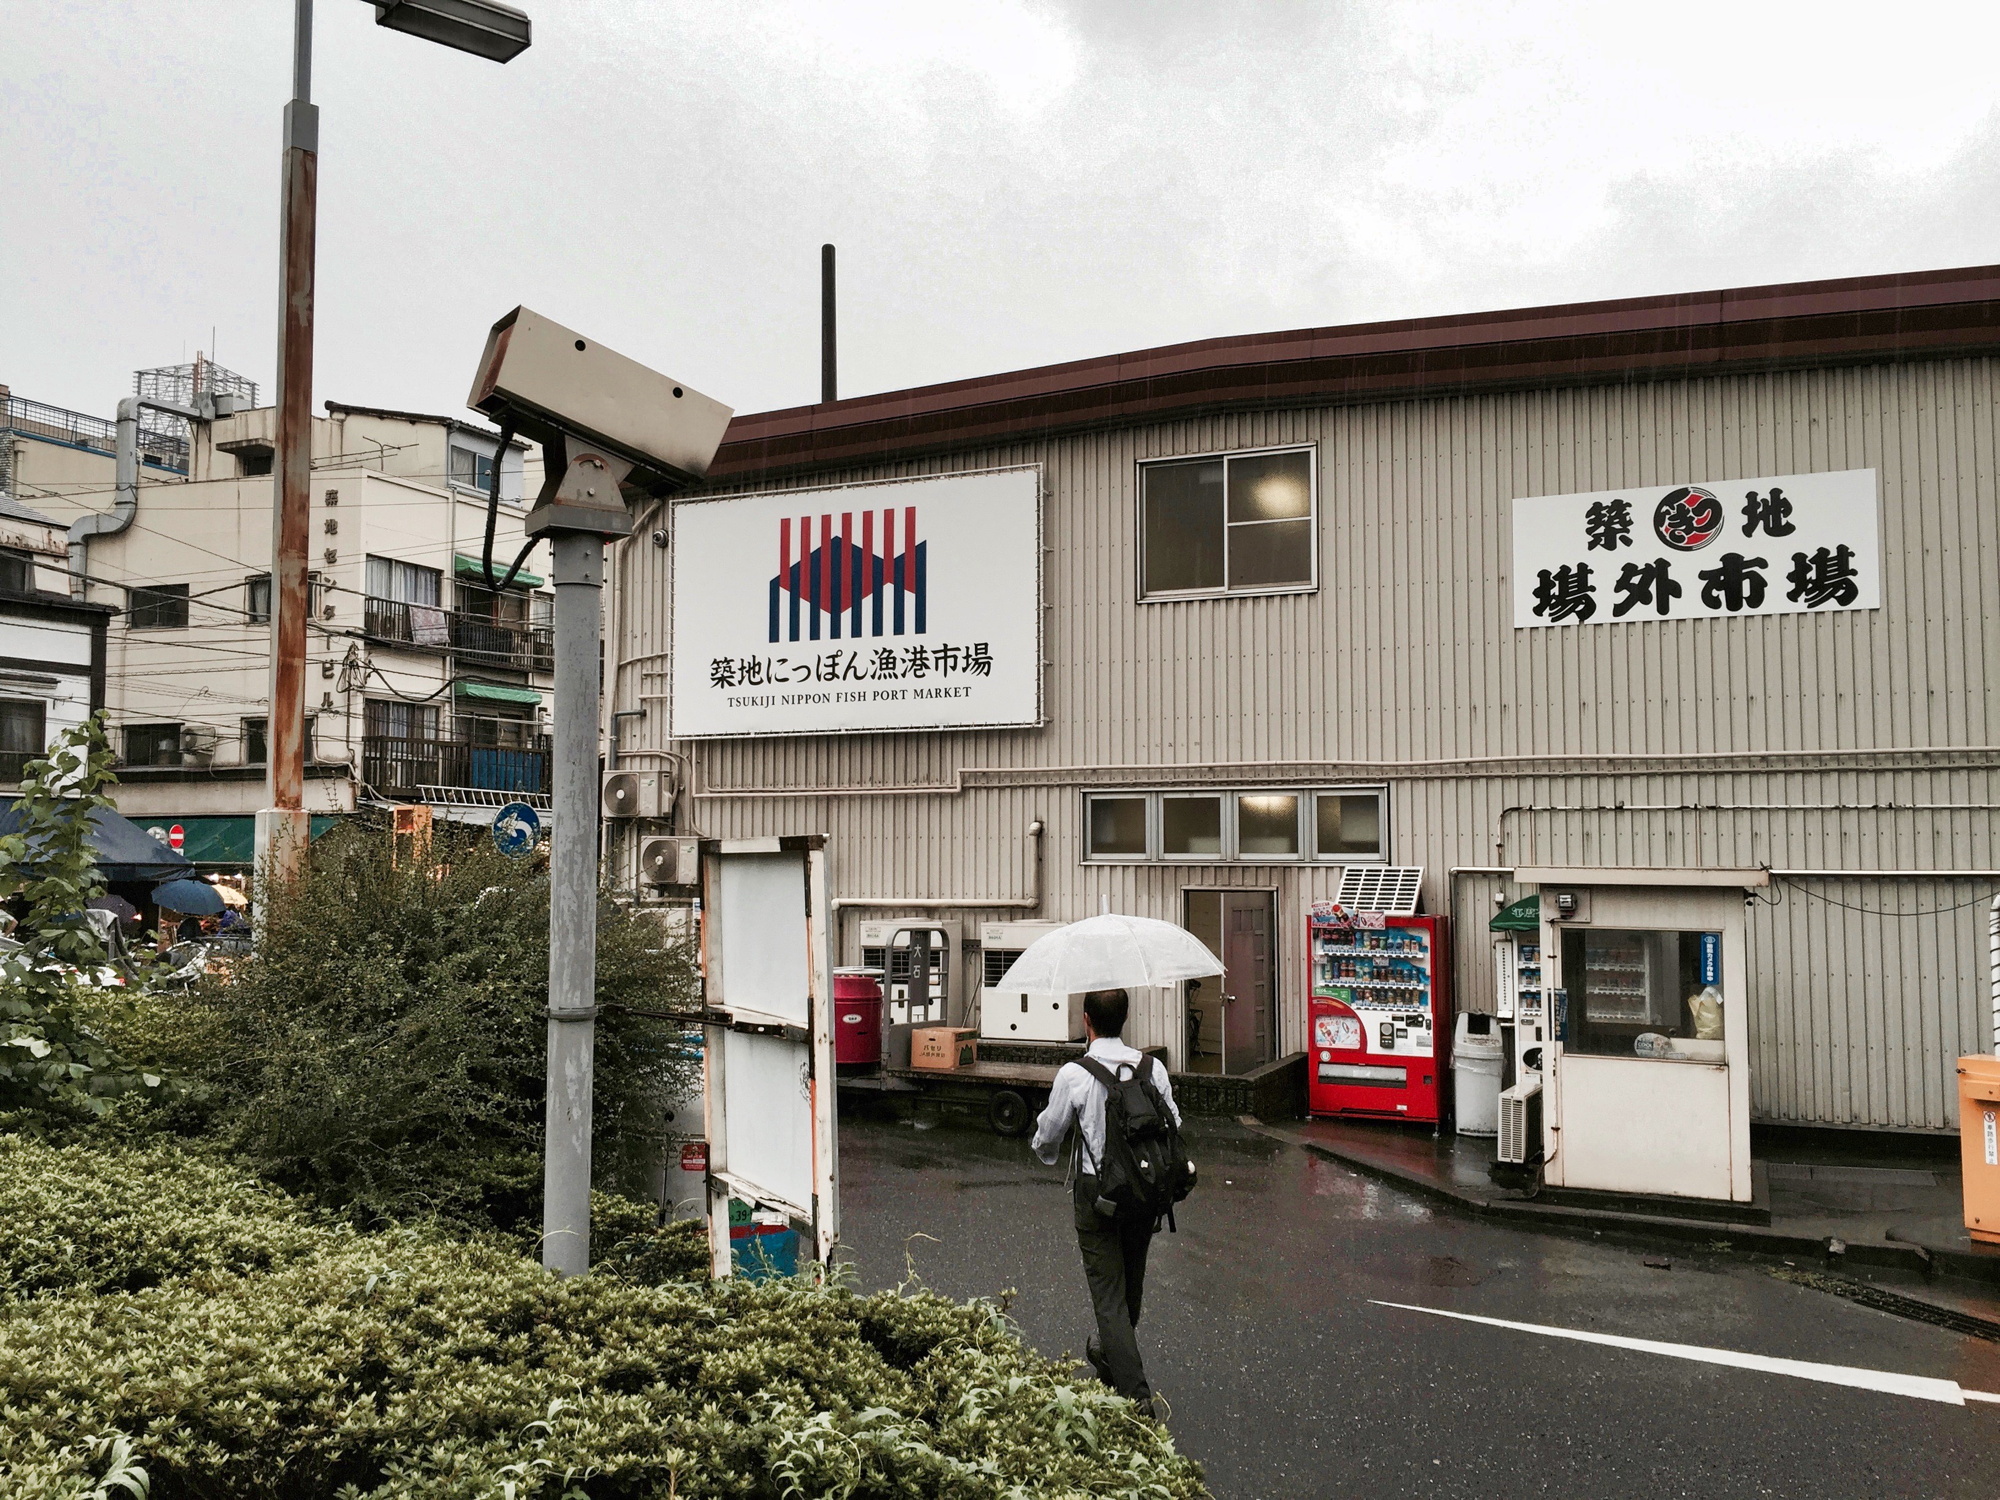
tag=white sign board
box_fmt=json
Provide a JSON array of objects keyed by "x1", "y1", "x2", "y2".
[
  {"x1": 1512, "y1": 468, "x2": 1880, "y2": 628},
  {"x1": 671, "y1": 468, "x2": 1042, "y2": 737}
]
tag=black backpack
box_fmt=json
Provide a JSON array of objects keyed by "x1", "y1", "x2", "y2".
[{"x1": 1077, "y1": 1057, "x2": 1197, "y2": 1229}]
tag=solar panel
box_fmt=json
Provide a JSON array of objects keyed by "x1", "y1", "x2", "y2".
[{"x1": 1334, "y1": 865, "x2": 1424, "y2": 915}]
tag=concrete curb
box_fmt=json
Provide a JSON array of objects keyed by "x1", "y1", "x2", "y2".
[{"x1": 1240, "y1": 1117, "x2": 2000, "y2": 1325}]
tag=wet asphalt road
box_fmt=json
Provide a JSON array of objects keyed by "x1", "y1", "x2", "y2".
[{"x1": 833, "y1": 1112, "x2": 2000, "y2": 1500}]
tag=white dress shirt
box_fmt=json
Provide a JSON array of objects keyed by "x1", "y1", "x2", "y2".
[{"x1": 1031, "y1": 1036, "x2": 1181, "y2": 1174}]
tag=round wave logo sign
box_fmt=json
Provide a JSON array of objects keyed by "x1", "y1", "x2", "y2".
[{"x1": 1652, "y1": 485, "x2": 1724, "y2": 551}]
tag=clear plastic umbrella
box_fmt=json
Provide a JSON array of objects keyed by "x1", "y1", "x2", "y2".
[{"x1": 987, "y1": 914, "x2": 1224, "y2": 995}]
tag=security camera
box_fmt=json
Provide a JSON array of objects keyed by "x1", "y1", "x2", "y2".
[{"x1": 467, "y1": 306, "x2": 733, "y2": 537}]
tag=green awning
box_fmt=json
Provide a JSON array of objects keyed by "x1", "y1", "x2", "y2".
[
  {"x1": 454, "y1": 553, "x2": 544, "y2": 589},
  {"x1": 455, "y1": 681, "x2": 543, "y2": 705},
  {"x1": 1491, "y1": 894, "x2": 1540, "y2": 932}
]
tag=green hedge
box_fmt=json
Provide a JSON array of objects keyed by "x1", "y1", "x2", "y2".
[{"x1": 0, "y1": 1139, "x2": 1208, "y2": 1499}]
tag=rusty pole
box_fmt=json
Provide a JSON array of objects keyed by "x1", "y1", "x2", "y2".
[{"x1": 257, "y1": 0, "x2": 317, "y2": 886}]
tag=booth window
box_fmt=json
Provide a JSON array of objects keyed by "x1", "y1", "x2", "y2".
[
  {"x1": 1140, "y1": 446, "x2": 1316, "y2": 598},
  {"x1": 1085, "y1": 786, "x2": 1384, "y2": 862},
  {"x1": 1560, "y1": 928, "x2": 1723, "y2": 1058}
]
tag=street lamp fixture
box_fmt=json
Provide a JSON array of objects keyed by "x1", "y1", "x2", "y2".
[{"x1": 369, "y1": 0, "x2": 532, "y2": 63}]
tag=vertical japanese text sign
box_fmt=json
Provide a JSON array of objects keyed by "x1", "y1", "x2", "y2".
[{"x1": 1512, "y1": 469, "x2": 1880, "y2": 628}]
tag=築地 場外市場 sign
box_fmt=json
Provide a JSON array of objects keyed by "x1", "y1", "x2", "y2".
[
  {"x1": 1512, "y1": 468, "x2": 1881, "y2": 629},
  {"x1": 671, "y1": 467, "x2": 1042, "y2": 737}
]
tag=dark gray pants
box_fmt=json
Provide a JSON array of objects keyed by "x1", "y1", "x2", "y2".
[{"x1": 1072, "y1": 1174, "x2": 1156, "y2": 1400}]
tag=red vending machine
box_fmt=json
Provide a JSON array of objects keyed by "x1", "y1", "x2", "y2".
[{"x1": 1308, "y1": 904, "x2": 1452, "y2": 1124}]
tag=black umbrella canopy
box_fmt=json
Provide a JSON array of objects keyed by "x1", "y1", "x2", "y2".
[{"x1": 0, "y1": 800, "x2": 195, "y2": 884}]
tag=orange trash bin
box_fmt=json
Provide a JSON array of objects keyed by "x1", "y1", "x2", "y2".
[{"x1": 1959, "y1": 1056, "x2": 2000, "y2": 1245}]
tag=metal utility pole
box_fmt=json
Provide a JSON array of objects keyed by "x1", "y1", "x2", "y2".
[
  {"x1": 257, "y1": 0, "x2": 318, "y2": 886},
  {"x1": 543, "y1": 526, "x2": 606, "y2": 1275},
  {"x1": 519, "y1": 441, "x2": 633, "y2": 1275},
  {"x1": 821, "y1": 243, "x2": 837, "y2": 403}
]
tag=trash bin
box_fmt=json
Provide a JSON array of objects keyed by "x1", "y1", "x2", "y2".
[
  {"x1": 833, "y1": 967, "x2": 884, "y2": 1065},
  {"x1": 1958, "y1": 1055, "x2": 2000, "y2": 1245},
  {"x1": 1454, "y1": 1013, "x2": 1503, "y2": 1137}
]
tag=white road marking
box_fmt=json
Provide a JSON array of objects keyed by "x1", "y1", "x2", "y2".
[{"x1": 1371, "y1": 1300, "x2": 2000, "y2": 1408}]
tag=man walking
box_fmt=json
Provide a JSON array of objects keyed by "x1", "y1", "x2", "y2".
[{"x1": 1030, "y1": 987, "x2": 1180, "y2": 1418}]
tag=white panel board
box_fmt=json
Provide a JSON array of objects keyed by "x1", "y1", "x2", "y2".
[
  {"x1": 1512, "y1": 468, "x2": 1880, "y2": 628},
  {"x1": 716, "y1": 853, "x2": 810, "y2": 1026},
  {"x1": 671, "y1": 467, "x2": 1042, "y2": 737},
  {"x1": 1556, "y1": 1054, "x2": 1732, "y2": 1200},
  {"x1": 719, "y1": 1028, "x2": 813, "y2": 1214}
]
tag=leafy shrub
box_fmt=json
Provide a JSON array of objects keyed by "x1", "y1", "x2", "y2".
[
  {"x1": 120, "y1": 820, "x2": 699, "y2": 1231},
  {"x1": 0, "y1": 715, "x2": 169, "y2": 1129},
  {"x1": 0, "y1": 1138, "x2": 1207, "y2": 1500}
]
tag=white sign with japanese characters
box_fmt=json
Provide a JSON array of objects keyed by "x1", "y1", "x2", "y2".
[
  {"x1": 1512, "y1": 468, "x2": 1880, "y2": 628},
  {"x1": 671, "y1": 467, "x2": 1042, "y2": 737}
]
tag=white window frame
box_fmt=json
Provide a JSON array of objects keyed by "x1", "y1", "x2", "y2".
[
  {"x1": 1082, "y1": 785, "x2": 1387, "y2": 865},
  {"x1": 1136, "y1": 442, "x2": 1319, "y2": 602}
]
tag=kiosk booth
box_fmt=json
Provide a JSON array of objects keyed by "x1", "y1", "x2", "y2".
[{"x1": 1516, "y1": 866, "x2": 1765, "y2": 1205}]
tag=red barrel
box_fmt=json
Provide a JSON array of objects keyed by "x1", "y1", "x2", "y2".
[{"x1": 833, "y1": 967, "x2": 884, "y2": 1065}]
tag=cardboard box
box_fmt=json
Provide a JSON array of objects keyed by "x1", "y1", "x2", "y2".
[{"x1": 910, "y1": 1026, "x2": 977, "y2": 1071}]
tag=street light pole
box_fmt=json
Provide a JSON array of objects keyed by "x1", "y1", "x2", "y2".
[
  {"x1": 253, "y1": 1, "x2": 533, "y2": 889},
  {"x1": 257, "y1": 0, "x2": 318, "y2": 886}
]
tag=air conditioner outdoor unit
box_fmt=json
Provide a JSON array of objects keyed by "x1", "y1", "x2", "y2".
[
  {"x1": 1497, "y1": 1079, "x2": 1543, "y2": 1165},
  {"x1": 638, "y1": 835, "x2": 700, "y2": 888},
  {"x1": 602, "y1": 767, "x2": 673, "y2": 819},
  {"x1": 977, "y1": 919, "x2": 1083, "y2": 1044},
  {"x1": 180, "y1": 725, "x2": 218, "y2": 768},
  {"x1": 857, "y1": 919, "x2": 960, "y2": 1027}
]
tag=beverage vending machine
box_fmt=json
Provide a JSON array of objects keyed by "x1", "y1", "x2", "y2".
[{"x1": 1308, "y1": 903, "x2": 1451, "y2": 1123}]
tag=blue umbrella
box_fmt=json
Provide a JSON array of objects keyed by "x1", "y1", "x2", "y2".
[{"x1": 153, "y1": 878, "x2": 225, "y2": 917}]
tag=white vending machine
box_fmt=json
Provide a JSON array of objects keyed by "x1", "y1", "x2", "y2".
[{"x1": 978, "y1": 920, "x2": 1086, "y2": 1044}]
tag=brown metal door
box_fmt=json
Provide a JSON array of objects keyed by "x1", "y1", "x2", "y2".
[{"x1": 1221, "y1": 891, "x2": 1274, "y2": 1073}]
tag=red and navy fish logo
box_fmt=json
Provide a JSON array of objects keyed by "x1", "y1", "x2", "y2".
[
  {"x1": 771, "y1": 506, "x2": 926, "y2": 643},
  {"x1": 1652, "y1": 486, "x2": 1724, "y2": 551}
]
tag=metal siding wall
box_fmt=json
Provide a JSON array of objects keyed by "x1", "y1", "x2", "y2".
[{"x1": 606, "y1": 361, "x2": 2000, "y2": 1129}]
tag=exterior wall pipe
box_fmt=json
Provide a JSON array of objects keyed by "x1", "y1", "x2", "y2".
[
  {"x1": 66, "y1": 396, "x2": 140, "y2": 597},
  {"x1": 828, "y1": 819, "x2": 1044, "y2": 914}
]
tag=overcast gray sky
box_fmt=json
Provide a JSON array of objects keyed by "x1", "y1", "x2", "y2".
[{"x1": 6, "y1": 1, "x2": 1998, "y2": 425}]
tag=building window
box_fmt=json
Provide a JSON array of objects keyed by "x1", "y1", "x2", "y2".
[
  {"x1": 0, "y1": 698, "x2": 48, "y2": 779},
  {"x1": 1087, "y1": 796, "x2": 1149, "y2": 858},
  {"x1": 449, "y1": 443, "x2": 497, "y2": 495},
  {"x1": 0, "y1": 550, "x2": 30, "y2": 593},
  {"x1": 236, "y1": 446, "x2": 274, "y2": 477},
  {"x1": 242, "y1": 713, "x2": 317, "y2": 765},
  {"x1": 124, "y1": 722, "x2": 182, "y2": 766},
  {"x1": 1140, "y1": 446, "x2": 1316, "y2": 598},
  {"x1": 1084, "y1": 786, "x2": 1385, "y2": 863},
  {"x1": 128, "y1": 583, "x2": 190, "y2": 629},
  {"x1": 363, "y1": 699, "x2": 441, "y2": 741},
  {"x1": 1237, "y1": 793, "x2": 1301, "y2": 857},
  {"x1": 246, "y1": 574, "x2": 271, "y2": 624},
  {"x1": 366, "y1": 556, "x2": 442, "y2": 608},
  {"x1": 1315, "y1": 791, "x2": 1382, "y2": 857},
  {"x1": 1161, "y1": 794, "x2": 1223, "y2": 857}
]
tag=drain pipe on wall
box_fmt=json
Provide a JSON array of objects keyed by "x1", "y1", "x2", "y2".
[
  {"x1": 67, "y1": 397, "x2": 140, "y2": 597},
  {"x1": 1991, "y1": 892, "x2": 1999, "y2": 1057}
]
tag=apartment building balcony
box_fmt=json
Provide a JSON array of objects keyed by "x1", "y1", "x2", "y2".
[
  {"x1": 362, "y1": 596, "x2": 554, "y2": 673},
  {"x1": 360, "y1": 733, "x2": 552, "y2": 800}
]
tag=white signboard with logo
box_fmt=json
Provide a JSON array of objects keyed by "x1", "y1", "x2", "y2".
[
  {"x1": 671, "y1": 467, "x2": 1042, "y2": 737},
  {"x1": 1512, "y1": 468, "x2": 1880, "y2": 628}
]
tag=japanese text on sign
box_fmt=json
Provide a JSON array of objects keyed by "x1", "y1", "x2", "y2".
[
  {"x1": 672, "y1": 468, "x2": 1042, "y2": 736},
  {"x1": 1512, "y1": 469, "x2": 1880, "y2": 629}
]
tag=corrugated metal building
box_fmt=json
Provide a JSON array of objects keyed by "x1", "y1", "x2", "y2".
[{"x1": 609, "y1": 264, "x2": 2000, "y2": 1135}]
